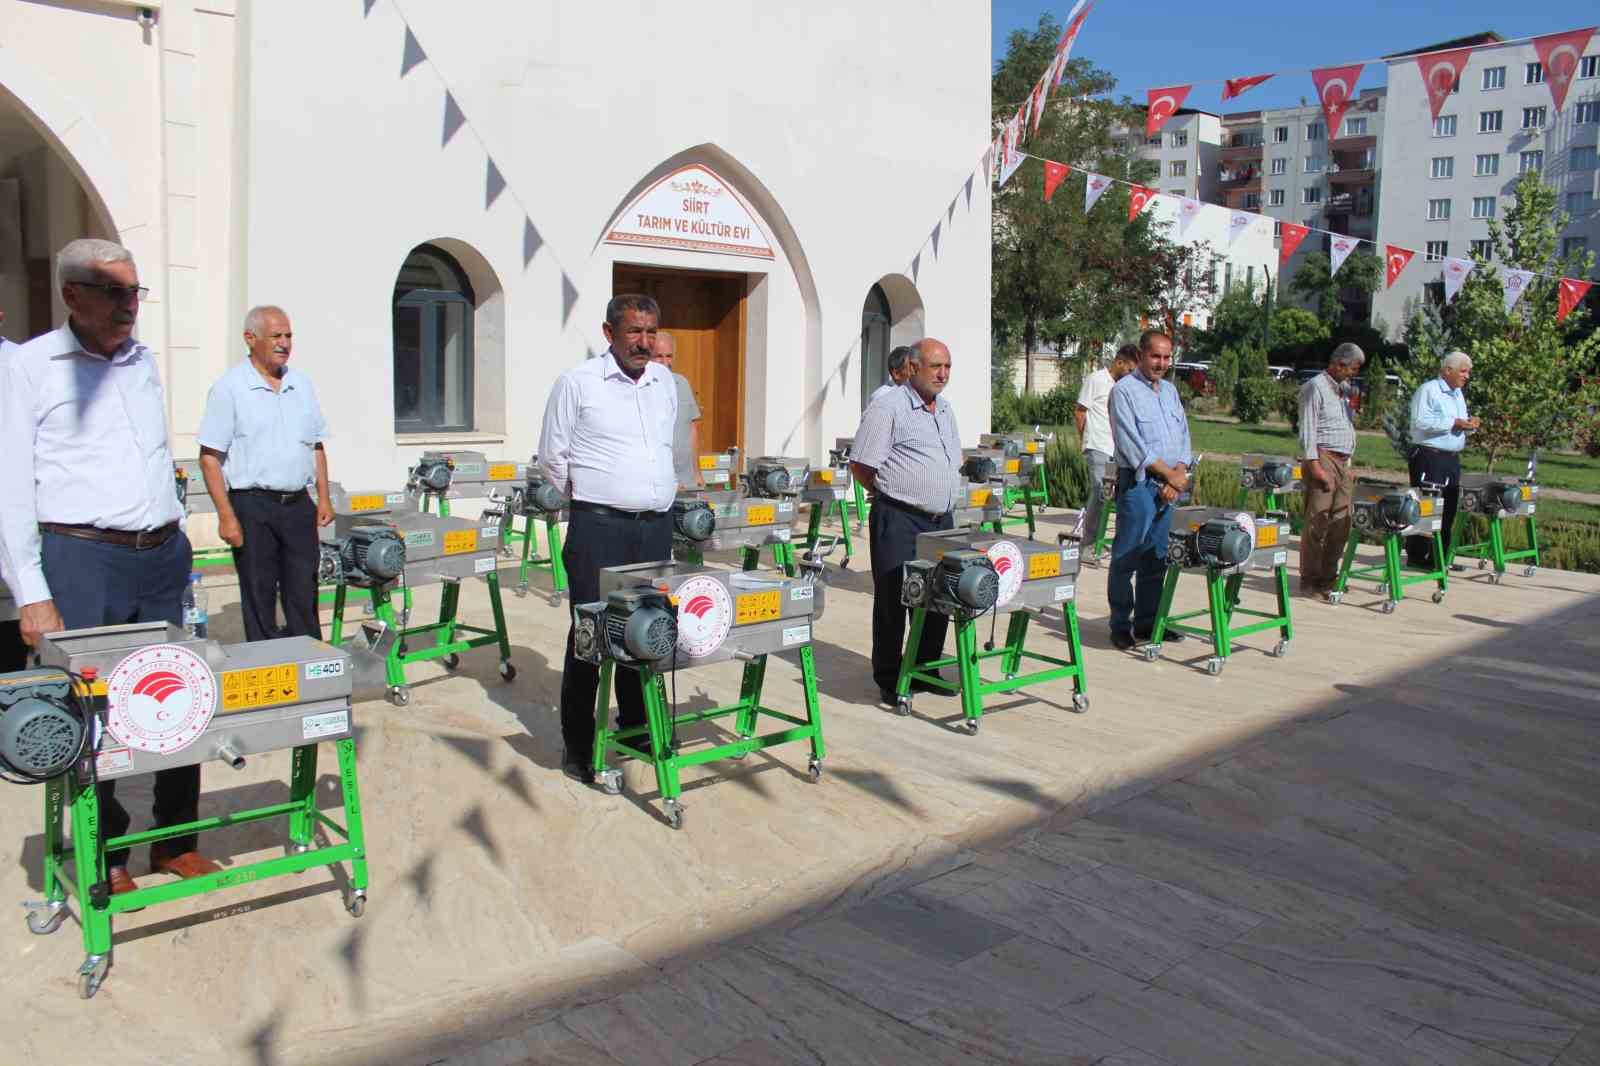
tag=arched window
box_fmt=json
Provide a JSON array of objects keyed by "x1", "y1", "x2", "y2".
[
  {"x1": 394, "y1": 243, "x2": 475, "y2": 433},
  {"x1": 860, "y1": 284, "x2": 891, "y2": 409}
]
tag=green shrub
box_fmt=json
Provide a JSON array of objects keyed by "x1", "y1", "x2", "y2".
[
  {"x1": 1233, "y1": 377, "x2": 1278, "y2": 425},
  {"x1": 1176, "y1": 380, "x2": 1196, "y2": 407},
  {"x1": 990, "y1": 387, "x2": 1019, "y2": 433},
  {"x1": 1357, "y1": 355, "x2": 1394, "y2": 431},
  {"x1": 1042, "y1": 435, "x2": 1091, "y2": 509},
  {"x1": 1277, "y1": 379, "x2": 1303, "y2": 433},
  {"x1": 1037, "y1": 384, "x2": 1077, "y2": 429}
]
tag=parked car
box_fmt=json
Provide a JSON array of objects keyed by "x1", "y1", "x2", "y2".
[
  {"x1": 1173, "y1": 361, "x2": 1214, "y2": 396},
  {"x1": 1268, "y1": 366, "x2": 1294, "y2": 381}
]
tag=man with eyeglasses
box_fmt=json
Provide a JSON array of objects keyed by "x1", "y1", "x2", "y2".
[{"x1": 0, "y1": 238, "x2": 220, "y2": 895}]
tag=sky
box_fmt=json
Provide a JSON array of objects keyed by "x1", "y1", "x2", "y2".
[{"x1": 990, "y1": 1, "x2": 1592, "y2": 114}]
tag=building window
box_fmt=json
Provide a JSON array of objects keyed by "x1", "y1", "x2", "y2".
[
  {"x1": 1572, "y1": 145, "x2": 1599, "y2": 170},
  {"x1": 1474, "y1": 153, "x2": 1500, "y2": 176},
  {"x1": 1431, "y1": 156, "x2": 1454, "y2": 179},
  {"x1": 1427, "y1": 198, "x2": 1451, "y2": 221},
  {"x1": 1525, "y1": 62, "x2": 1544, "y2": 85},
  {"x1": 1303, "y1": 187, "x2": 1322, "y2": 205},
  {"x1": 1273, "y1": 221, "x2": 1283, "y2": 238},
  {"x1": 1306, "y1": 122, "x2": 1324, "y2": 141},
  {"x1": 1522, "y1": 106, "x2": 1547, "y2": 130},
  {"x1": 1582, "y1": 55, "x2": 1599, "y2": 79},
  {"x1": 1344, "y1": 116, "x2": 1368, "y2": 136},
  {"x1": 1170, "y1": 131, "x2": 1188, "y2": 148},
  {"x1": 1568, "y1": 191, "x2": 1597, "y2": 216},
  {"x1": 1471, "y1": 196, "x2": 1496, "y2": 219},
  {"x1": 1433, "y1": 115, "x2": 1457, "y2": 137},
  {"x1": 1470, "y1": 239, "x2": 1493, "y2": 259},
  {"x1": 1304, "y1": 156, "x2": 1322, "y2": 173},
  {"x1": 393, "y1": 244, "x2": 476, "y2": 434},
  {"x1": 1425, "y1": 240, "x2": 1449, "y2": 261},
  {"x1": 1244, "y1": 193, "x2": 1262, "y2": 210},
  {"x1": 1269, "y1": 188, "x2": 1286, "y2": 206},
  {"x1": 1168, "y1": 188, "x2": 1185, "y2": 197},
  {"x1": 1479, "y1": 110, "x2": 1503, "y2": 133},
  {"x1": 1146, "y1": 135, "x2": 1162, "y2": 146},
  {"x1": 1564, "y1": 237, "x2": 1590, "y2": 258},
  {"x1": 1270, "y1": 157, "x2": 1287, "y2": 175},
  {"x1": 1169, "y1": 160, "x2": 1187, "y2": 177},
  {"x1": 1273, "y1": 125, "x2": 1289, "y2": 143},
  {"x1": 1482, "y1": 66, "x2": 1506, "y2": 90},
  {"x1": 1576, "y1": 102, "x2": 1600, "y2": 124},
  {"x1": 1520, "y1": 149, "x2": 1544, "y2": 173}
]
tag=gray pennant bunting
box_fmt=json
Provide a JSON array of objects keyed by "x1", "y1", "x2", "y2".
[
  {"x1": 948, "y1": 197, "x2": 958, "y2": 223},
  {"x1": 400, "y1": 28, "x2": 426, "y2": 77},
  {"x1": 931, "y1": 221, "x2": 942, "y2": 259},
  {"x1": 964, "y1": 172, "x2": 975, "y2": 209},
  {"x1": 561, "y1": 272, "x2": 580, "y2": 327},
  {"x1": 485, "y1": 159, "x2": 506, "y2": 207},
  {"x1": 911, "y1": 252, "x2": 922, "y2": 283},
  {"x1": 522, "y1": 218, "x2": 544, "y2": 267},
  {"x1": 362, "y1": 0, "x2": 377, "y2": 15},
  {"x1": 442, "y1": 92, "x2": 466, "y2": 146}
]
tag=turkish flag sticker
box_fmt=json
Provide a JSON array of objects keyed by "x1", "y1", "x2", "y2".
[
  {"x1": 1146, "y1": 85, "x2": 1192, "y2": 138},
  {"x1": 1413, "y1": 47, "x2": 1473, "y2": 122},
  {"x1": 1311, "y1": 63, "x2": 1364, "y2": 138},
  {"x1": 1533, "y1": 27, "x2": 1597, "y2": 112},
  {"x1": 1385, "y1": 245, "x2": 1415, "y2": 289}
]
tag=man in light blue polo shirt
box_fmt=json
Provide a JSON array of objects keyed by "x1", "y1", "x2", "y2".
[
  {"x1": 196, "y1": 305, "x2": 333, "y2": 641},
  {"x1": 1406, "y1": 350, "x2": 1478, "y2": 569},
  {"x1": 1107, "y1": 330, "x2": 1192, "y2": 649}
]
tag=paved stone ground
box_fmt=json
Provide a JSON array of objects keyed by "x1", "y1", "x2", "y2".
[{"x1": 3, "y1": 508, "x2": 1595, "y2": 1066}]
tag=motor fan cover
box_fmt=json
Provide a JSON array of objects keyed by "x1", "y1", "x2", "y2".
[
  {"x1": 414, "y1": 459, "x2": 452, "y2": 492},
  {"x1": 962, "y1": 456, "x2": 997, "y2": 482},
  {"x1": 750, "y1": 465, "x2": 791, "y2": 497},
  {"x1": 1261, "y1": 462, "x2": 1295, "y2": 489},
  {"x1": 673, "y1": 501, "x2": 716, "y2": 542},
  {"x1": 1376, "y1": 492, "x2": 1421, "y2": 531},
  {"x1": 528, "y1": 479, "x2": 566, "y2": 514}
]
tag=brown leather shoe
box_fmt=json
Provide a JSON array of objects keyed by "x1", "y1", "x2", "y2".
[
  {"x1": 108, "y1": 866, "x2": 144, "y2": 912},
  {"x1": 150, "y1": 851, "x2": 222, "y2": 879}
]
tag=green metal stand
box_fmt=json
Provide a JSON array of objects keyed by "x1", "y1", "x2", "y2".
[
  {"x1": 1147, "y1": 561, "x2": 1293, "y2": 675},
  {"x1": 192, "y1": 546, "x2": 233, "y2": 570},
  {"x1": 739, "y1": 541, "x2": 798, "y2": 576},
  {"x1": 1449, "y1": 511, "x2": 1540, "y2": 582},
  {"x1": 803, "y1": 501, "x2": 854, "y2": 566},
  {"x1": 894, "y1": 606, "x2": 1088, "y2": 733},
  {"x1": 420, "y1": 493, "x2": 452, "y2": 517},
  {"x1": 33, "y1": 738, "x2": 367, "y2": 998},
  {"x1": 511, "y1": 513, "x2": 568, "y2": 598},
  {"x1": 1332, "y1": 527, "x2": 1447, "y2": 614},
  {"x1": 1029, "y1": 460, "x2": 1050, "y2": 510},
  {"x1": 849, "y1": 481, "x2": 870, "y2": 530},
  {"x1": 998, "y1": 486, "x2": 1038, "y2": 538},
  {"x1": 327, "y1": 572, "x2": 515, "y2": 704},
  {"x1": 1235, "y1": 488, "x2": 1303, "y2": 534},
  {"x1": 591, "y1": 648, "x2": 825, "y2": 828}
]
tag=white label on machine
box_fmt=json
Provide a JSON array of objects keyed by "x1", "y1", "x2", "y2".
[
  {"x1": 385, "y1": 493, "x2": 406, "y2": 505},
  {"x1": 96, "y1": 746, "x2": 133, "y2": 776},
  {"x1": 778, "y1": 501, "x2": 793, "y2": 513},
  {"x1": 105, "y1": 643, "x2": 219, "y2": 755},
  {"x1": 1527, "y1": 504, "x2": 1536, "y2": 514},
  {"x1": 1273, "y1": 551, "x2": 1288, "y2": 566},
  {"x1": 1053, "y1": 584, "x2": 1075, "y2": 602},
  {"x1": 474, "y1": 556, "x2": 497, "y2": 574},
  {"x1": 774, "y1": 529, "x2": 792, "y2": 541},
  {"x1": 790, "y1": 585, "x2": 813, "y2": 601},
  {"x1": 304, "y1": 658, "x2": 346, "y2": 680},
  {"x1": 407, "y1": 529, "x2": 436, "y2": 548},
  {"x1": 1427, "y1": 519, "x2": 1442, "y2": 531},
  {"x1": 481, "y1": 525, "x2": 500, "y2": 539},
  {"x1": 302, "y1": 710, "x2": 349, "y2": 740},
  {"x1": 782, "y1": 624, "x2": 811, "y2": 646},
  {"x1": 1062, "y1": 546, "x2": 1080, "y2": 561}
]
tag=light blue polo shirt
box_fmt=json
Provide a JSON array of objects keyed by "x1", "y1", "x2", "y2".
[{"x1": 196, "y1": 360, "x2": 328, "y2": 491}]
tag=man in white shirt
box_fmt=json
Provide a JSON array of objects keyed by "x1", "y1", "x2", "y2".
[
  {"x1": 538, "y1": 294, "x2": 677, "y2": 784},
  {"x1": 1075, "y1": 344, "x2": 1138, "y2": 562},
  {"x1": 0, "y1": 238, "x2": 219, "y2": 893},
  {"x1": 0, "y1": 306, "x2": 19, "y2": 355}
]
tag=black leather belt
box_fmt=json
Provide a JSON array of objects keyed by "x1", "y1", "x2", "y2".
[
  {"x1": 231, "y1": 487, "x2": 307, "y2": 504},
  {"x1": 570, "y1": 500, "x2": 669, "y2": 521},
  {"x1": 874, "y1": 494, "x2": 947, "y2": 524},
  {"x1": 39, "y1": 521, "x2": 180, "y2": 550}
]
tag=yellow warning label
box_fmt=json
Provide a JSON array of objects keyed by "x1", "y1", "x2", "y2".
[
  {"x1": 487, "y1": 463, "x2": 518, "y2": 481},
  {"x1": 747, "y1": 503, "x2": 776, "y2": 525},
  {"x1": 1025, "y1": 441, "x2": 1040, "y2": 454},
  {"x1": 1520, "y1": 485, "x2": 1532, "y2": 500},
  {"x1": 1257, "y1": 525, "x2": 1279, "y2": 548},
  {"x1": 1291, "y1": 465, "x2": 1303, "y2": 479},
  {"x1": 443, "y1": 529, "x2": 479, "y2": 555},
  {"x1": 815, "y1": 469, "x2": 835, "y2": 484},
  {"x1": 968, "y1": 488, "x2": 992, "y2": 506},
  {"x1": 221, "y1": 664, "x2": 300, "y2": 714},
  {"x1": 698, "y1": 455, "x2": 719, "y2": 470},
  {"x1": 1418, "y1": 498, "x2": 1435, "y2": 516},
  {"x1": 1028, "y1": 553, "x2": 1061, "y2": 579},
  {"x1": 735, "y1": 589, "x2": 782, "y2": 624},
  {"x1": 348, "y1": 494, "x2": 386, "y2": 512},
  {"x1": 1004, "y1": 459, "x2": 1021, "y2": 474}
]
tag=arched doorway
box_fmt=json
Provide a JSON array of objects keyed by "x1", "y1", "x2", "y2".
[
  {"x1": 392, "y1": 241, "x2": 505, "y2": 435},
  {"x1": 859, "y1": 273, "x2": 924, "y2": 409}
]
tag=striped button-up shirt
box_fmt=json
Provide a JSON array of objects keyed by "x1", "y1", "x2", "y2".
[
  {"x1": 852, "y1": 383, "x2": 964, "y2": 514},
  {"x1": 1297, "y1": 371, "x2": 1357, "y2": 460},
  {"x1": 1110, "y1": 369, "x2": 1192, "y2": 483},
  {"x1": 1409, "y1": 377, "x2": 1469, "y2": 453}
]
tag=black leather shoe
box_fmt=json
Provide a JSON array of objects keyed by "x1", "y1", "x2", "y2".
[
  {"x1": 561, "y1": 750, "x2": 595, "y2": 785},
  {"x1": 910, "y1": 679, "x2": 953, "y2": 697},
  {"x1": 879, "y1": 688, "x2": 901, "y2": 708},
  {"x1": 1138, "y1": 628, "x2": 1184, "y2": 643},
  {"x1": 1111, "y1": 631, "x2": 1136, "y2": 651}
]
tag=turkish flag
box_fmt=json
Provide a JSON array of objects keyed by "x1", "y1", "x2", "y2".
[
  {"x1": 1557, "y1": 277, "x2": 1593, "y2": 322},
  {"x1": 1279, "y1": 222, "x2": 1311, "y2": 266},
  {"x1": 1127, "y1": 184, "x2": 1155, "y2": 222},
  {"x1": 1146, "y1": 85, "x2": 1192, "y2": 138},
  {"x1": 1311, "y1": 63, "x2": 1364, "y2": 138},
  {"x1": 1222, "y1": 74, "x2": 1273, "y2": 101},
  {"x1": 1414, "y1": 47, "x2": 1473, "y2": 122},
  {"x1": 1043, "y1": 160, "x2": 1071, "y2": 202},
  {"x1": 1533, "y1": 27, "x2": 1596, "y2": 111},
  {"x1": 1384, "y1": 245, "x2": 1415, "y2": 289}
]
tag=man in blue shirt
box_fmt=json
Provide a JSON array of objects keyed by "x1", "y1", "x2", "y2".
[
  {"x1": 196, "y1": 306, "x2": 334, "y2": 641},
  {"x1": 1107, "y1": 330, "x2": 1192, "y2": 649},
  {"x1": 1406, "y1": 350, "x2": 1478, "y2": 569}
]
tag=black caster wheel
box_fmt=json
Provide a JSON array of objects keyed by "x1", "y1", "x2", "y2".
[
  {"x1": 840, "y1": 558, "x2": 851, "y2": 570},
  {"x1": 25, "y1": 903, "x2": 66, "y2": 936},
  {"x1": 1272, "y1": 640, "x2": 1290, "y2": 659},
  {"x1": 1141, "y1": 645, "x2": 1160, "y2": 663},
  {"x1": 499, "y1": 661, "x2": 517, "y2": 682},
  {"x1": 1071, "y1": 692, "x2": 1089, "y2": 714},
  {"x1": 1477, "y1": 559, "x2": 1488, "y2": 570},
  {"x1": 442, "y1": 653, "x2": 461, "y2": 671},
  {"x1": 1431, "y1": 590, "x2": 1445, "y2": 604},
  {"x1": 346, "y1": 891, "x2": 366, "y2": 918},
  {"x1": 666, "y1": 803, "x2": 685, "y2": 831},
  {"x1": 962, "y1": 719, "x2": 980, "y2": 735},
  {"x1": 77, "y1": 955, "x2": 109, "y2": 1000},
  {"x1": 1380, "y1": 600, "x2": 1397, "y2": 615},
  {"x1": 807, "y1": 758, "x2": 823, "y2": 783},
  {"x1": 388, "y1": 686, "x2": 410, "y2": 706},
  {"x1": 1523, "y1": 566, "x2": 1537, "y2": 578},
  {"x1": 894, "y1": 698, "x2": 912, "y2": 717},
  {"x1": 1328, "y1": 591, "x2": 1343, "y2": 606},
  {"x1": 1206, "y1": 658, "x2": 1224, "y2": 677},
  {"x1": 1487, "y1": 573, "x2": 1501, "y2": 585}
]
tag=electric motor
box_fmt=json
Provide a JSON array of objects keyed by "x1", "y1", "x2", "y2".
[
  {"x1": 339, "y1": 525, "x2": 407, "y2": 585},
  {"x1": 1195, "y1": 520, "x2": 1255, "y2": 568},
  {"x1": 523, "y1": 474, "x2": 567, "y2": 515},
  {"x1": 1478, "y1": 481, "x2": 1522, "y2": 515},
  {"x1": 574, "y1": 588, "x2": 678, "y2": 665},
  {"x1": 746, "y1": 463, "x2": 792, "y2": 498},
  {"x1": 672, "y1": 500, "x2": 716, "y2": 542},
  {"x1": 1246, "y1": 460, "x2": 1296, "y2": 490},
  {"x1": 935, "y1": 550, "x2": 1000, "y2": 613},
  {"x1": 0, "y1": 669, "x2": 89, "y2": 783},
  {"x1": 990, "y1": 438, "x2": 1021, "y2": 459},
  {"x1": 317, "y1": 543, "x2": 344, "y2": 585},
  {"x1": 411, "y1": 457, "x2": 453, "y2": 493},
  {"x1": 1373, "y1": 491, "x2": 1422, "y2": 532},
  {"x1": 962, "y1": 455, "x2": 997, "y2": 482}
]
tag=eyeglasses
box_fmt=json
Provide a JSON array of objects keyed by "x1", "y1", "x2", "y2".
[{"x1": 70, "y1": 282, "x2": 150, "y2": 303}]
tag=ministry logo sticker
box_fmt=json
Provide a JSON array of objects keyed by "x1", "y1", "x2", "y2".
[{"x1": 106, "y1": 644, "x2": 219, "y2": 754}]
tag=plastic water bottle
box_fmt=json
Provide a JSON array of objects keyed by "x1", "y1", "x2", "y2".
[{"x1": 182, "y1": 572, "x2": 209, "y2": 639}]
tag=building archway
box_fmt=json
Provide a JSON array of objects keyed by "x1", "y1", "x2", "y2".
[
  {"x1": 859, "y1": 273, "x2": 924, "y2": 408},
  {"x1": 391, "y1": 239, "x2": 505, "y2": 435}
]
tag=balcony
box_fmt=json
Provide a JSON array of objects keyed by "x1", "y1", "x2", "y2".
[
  {"x1": 1327, "y1": 165, "x2": 1375, "y2": 186},
  {"x1": 1220, "y1": 142, "x2": 1264, "y2": 163},
  {"x1": 1330, "y1": 133, "x2": 1376, "y2": 153}
]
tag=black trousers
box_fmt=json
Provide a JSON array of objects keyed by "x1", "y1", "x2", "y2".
[
  {"x1": 1406, "y1": 447, "x2": 1462, "y2": 568},
  {"x1": 40, "y1": 529, "x2": 199, "y2": 868},
  {"x1": 0, "y1": 621, "x2": 27, "y2": 672},
  {"x1": 229, "y1": 489, "x2": 323, "y2": 642},
  {"x1": 868, "y1": 498, "x2": 953, "y2": 693},
  {"x1": 558, "y1": 507, "x2": 674, "y2": 758}
]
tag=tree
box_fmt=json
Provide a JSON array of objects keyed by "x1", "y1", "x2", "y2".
[
  {"x1": 1195, "y1": 284, "x2": 1265, "y2": 356},
  {"x1": 1268, "y1": 307, "x2": 1330, "y2": 350},
  {"x1": 991, "y1": 15, "x2": 1159, "y2": 392},
  {"x1": 1145, "y1": 237, "x2": 1223, "y2": 352},
  {"x1": 1289, "y1": 251, "x2": 1383, "y2": 326}
]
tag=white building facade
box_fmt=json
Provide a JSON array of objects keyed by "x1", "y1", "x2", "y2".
[{"x1": 0, "y1": 0, "x2": 992, "y2": 492}]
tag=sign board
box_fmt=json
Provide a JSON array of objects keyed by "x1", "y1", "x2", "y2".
[{"x1": 606, "y1": 164, "x2": 775, "y2": 260}]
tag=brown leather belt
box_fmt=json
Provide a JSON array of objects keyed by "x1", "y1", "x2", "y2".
[{"x1": 39, "y1": 521, "x2": 180, "y2": 550}]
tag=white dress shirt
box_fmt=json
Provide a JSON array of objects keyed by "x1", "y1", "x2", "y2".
[
  {"x1": 537, "y1": 350, "x2": 678, "y2": 511},
  {"x1": 0, "y1": 321, "x2": 184, "y2": 606},
  {"x1": 195, "y1": 359, "x2": 328, "y2": 491},
  {"x1": 1075, "y1": 367, "x2": 1115, "y2": 455}
]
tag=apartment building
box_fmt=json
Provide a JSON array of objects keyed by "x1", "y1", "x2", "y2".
[
  {"x1": 1373, "y1": 32, "x2": 1600, "y2": 328},
  {"x1": 1119, "y1": 109, "x2": 1224, "y2": 201}
]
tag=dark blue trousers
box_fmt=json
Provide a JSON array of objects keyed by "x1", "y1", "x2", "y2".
[
  {"x1": 41, "y1": 529, "x2": 198, "y2": 869},
  {"x1": 1107, "y1": 472, "x2": 1175, "y2": 638}
]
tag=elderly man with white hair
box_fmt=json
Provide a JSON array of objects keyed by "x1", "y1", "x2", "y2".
[{"x1": 1406, "y1": 350, "x2": 1480, "y2": 569}]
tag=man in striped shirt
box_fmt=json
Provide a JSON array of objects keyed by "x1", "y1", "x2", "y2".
[{"x1": 1297, "y1": 343, "x2": 1363, "y2": 599}]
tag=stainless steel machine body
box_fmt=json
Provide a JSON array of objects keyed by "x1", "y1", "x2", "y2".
[
  {"x1": 1351, "y1": 480, "x2": 1445, "y2": 537},
  {"x1": 1238, "y1": 454, "x2": 1304, "y2": 494},
  {"x1": 1459, "y1": 472, "x2": 1538, "y2": 518},
  {"x1": 673, "y1": 487, "x2": 796, "y2": 553},
  {"x1": 1167, "y1": 507, "x2": 1291, "y2": 575},
  {"x1": 910, "y1": 527, "x2": 1081, "y2": 613}
]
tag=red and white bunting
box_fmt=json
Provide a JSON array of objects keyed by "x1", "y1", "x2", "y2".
[
  {"x1": 1442, "y1": 257, "x2": 1475, "y2": 302},
  {"x1": 1557, "y1": 277, "x2": 1593, "y2": 321},
  {"x1": 1146, "y1": 85, "x2": 1192, "y2": 138},
  {"x1": 1127, "y1": 185, "x2": 1156, "y2": 222},
  {"x1": 998, "y1": 116, "x2": 1024, "y2": 188},
  {"x1": 1084, "y1": 171, "x2": 1113, "y2": 213},
  {"x1": 1311, "y1": 63, "x2": 1364, "y2": 138},
  {"x1": 1279, "y1": 222, "x2": 1311, "y2": 265},
  {"x1": 1043, "y1": 160, "x2": 1071, "y2": 203},
  {"x1": 1054, "y1": 0, "x2": 1095, "y2": 85},
  {"x1": 1502, "y1": 268, "x2": 1534, "y2": 313},
  {"x1": 1329, "y1": 234, "x2": 1359, "y2": 275},
  {"x1": 1031, "y1": 77, "x2": 1050, "y2": 134},
  {"x1": 1414, "y1": 47, "x2": 1475, "y2": 122},
  {"x1": 1021, "y1": 91, "x2": 1034, "y2": 134},
  {"x1": 1385, "y1": 245, "x2": 1415, "y2": 289},
  {"x1": 1228, "y1": 210, "x2": 1258, "y2": 244},
  {"x1": 1222, "y1": 74, "x2": 1273, "y2": 100},
  {"x1": 1177, "y1": 196, "x2": 1204, "y2": 233},
  {"x1": 1533, "y1": 27, "x2": 1596, "y2": 111}
]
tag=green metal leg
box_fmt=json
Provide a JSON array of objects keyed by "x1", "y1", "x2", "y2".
[
  {"x1": 437, "y1": 580, "x2": 461, "y2": 648},
  {"x1": 835, "y1": 499, "x2": 854, "y2": 562},
  {"x1": 645, "y1": 673, "x2": 681, "y2": 801},
  {"x1": 71, "y1": 774, "x2": 112, "y2": 957},
  {"x1": 1062, "y1": 601, "x2": 1087, "y2": 695},
  {"x1": 954, "y1": 619, "x2": 982, "y2": 724},
  {"x1": 804, "y1": 506, "x2": 823, "y2": 551},
  {"x1": 335, "y1": 737, "x2": 369, "y2": 895},
  {"x1": 518, "y1": 515, "x2": 537, "y2": 586},
  {"x1": 1332, "y1": 529, "x2": 1360, "y2": 594},
  {"x1": 1024, "y1": 493, "x2": 1036, "y2": 538},
  {"x1": 591, "y1": 660, "x2": 616, "y2": 776},
  {"x1": 41, "y1": 776, "x2": 65, "y2": 906},
  {"x1": 1034, "y1": 463, "x2": 1050, "y2": 509},
  {"x1": 1276, "y1": 564, "x2": 1295, "y2": 642},
  {"x1": 733, "y1": 655, "x2": 768, "y2": 738},
  {"x1": 799, "y1": 645, "x2": 825, "y2": 762},
  {"x1": 1528, "y1": 515, "x2": 1541, "y2": 567},
  {"x1": 999, "y1": 611, "x2": 1030, "y2": 676},
  {"x1": 741, "y1": 546, "x2": 759, "y2": 571},
  {"x1": 852, "y1": 481, "x2": 870, "y2": 529},
  {"x1": 1489, "y1": 516, "x2": 1506, "y2": 573},
  {"x1": 1093, "y1": 497, "x2": 1116, "y2": 556},
  {"x1": 1207, "y1": 572, "x2": 1230, "y2": 660},
  {"x1": 1384, "y1": 535, "x2": 1403, "y2": 605},
  {"x1": 1223, "y1": 572, "x2": 1245, "y2": 617},
  {"x1": 439, "y1": 498, "x2": 452, "y2": 518},
  {"x1": 773, "y1": 541, "x2": 797, "y2": 576},
  {"x1": 486, "y1": 571, "x2": 512, "y2": 662},
  {"x1": 1432, "y1": 531, "x2": 1448, "y2": 592},
  {"x1": 547, "y1": 518, "x2": 568, "y2": 593},
  {"x1": 1150, "y1": 564, "x2": 1181, "y2": 643},
  {"x1": 896, "y1": 607, "x2": 927, "y2": 698},
  {"x1": 329, "y1": 582, "x2": 348, "y2": 645},
  {"x1": 370, "y1": 587, "x2": 406, "y2": 688},
  {"x1": 287, "y1": 744, "x2": 318, "y2": 847}
]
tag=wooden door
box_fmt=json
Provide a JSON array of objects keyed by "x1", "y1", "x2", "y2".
[{"x1": 613, "y1": 266, "x2": 745, "y2": 454}]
